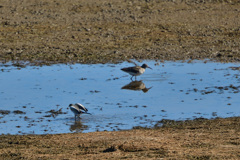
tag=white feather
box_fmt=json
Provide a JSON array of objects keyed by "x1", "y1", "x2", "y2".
[{"x1": 75, "y1": 103, "x2": 88, "y2": 112}]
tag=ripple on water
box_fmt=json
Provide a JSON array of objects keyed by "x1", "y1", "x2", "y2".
[{"x1": 0, "y1": 60, "x2": 240, "y2": 134}]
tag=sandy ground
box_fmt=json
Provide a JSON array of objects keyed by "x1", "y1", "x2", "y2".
[
  {"x1": 0, "y1": 0, "x2": 240, "y2": 65},
  {"x1": 0, "y1": 117, "x2": 239, "y2": 159},
  {"x1": 0, "y1": 0, "x2": 240, "y2": 159}
]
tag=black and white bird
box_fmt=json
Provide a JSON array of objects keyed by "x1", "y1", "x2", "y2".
[
  {"x1": 121, "y1": 64, "x2": 152, "y2": 80},
  {"x1": 69, "y1": 103, "x2": 90, "y2": 120}
]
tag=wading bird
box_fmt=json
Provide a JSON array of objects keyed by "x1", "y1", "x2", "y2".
[
  {"x1": 69, "y1": 103, "x2": 90, "y2": 120},
  {"x1": 121, "y1": 64, "x2": 152, "y2": 80}
]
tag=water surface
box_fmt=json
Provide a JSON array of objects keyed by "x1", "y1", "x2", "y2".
[{"x1": 0, "y1": 60, "x2": 239, "y2": 134}]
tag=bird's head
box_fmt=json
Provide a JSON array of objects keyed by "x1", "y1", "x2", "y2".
[{"x1": 141, "y1": 64, "x2": 152, "y2": 69}]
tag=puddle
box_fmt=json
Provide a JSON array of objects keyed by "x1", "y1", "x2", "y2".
[{"x1": 0, "y1": 60, "x2": 240, "y2": 135}]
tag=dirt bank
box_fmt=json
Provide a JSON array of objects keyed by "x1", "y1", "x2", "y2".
[
  {"x1": 0, "y1": 117, "x2": 239, "y2": 159},
  {"x1": 0, "y1": 1, "x2": 240, "y2": 159},
  {"x1": 1, "y1": 0, "x2": 240, "y2": 65}
]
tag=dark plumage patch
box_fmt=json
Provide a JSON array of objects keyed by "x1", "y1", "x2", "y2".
[{"x1": 121, "y1": 67, "x2": 140, "y2": 74}]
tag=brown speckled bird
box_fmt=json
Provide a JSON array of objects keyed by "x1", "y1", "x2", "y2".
[{"x1": 121, "y1": 64, "x2": 152, "y2": 80}]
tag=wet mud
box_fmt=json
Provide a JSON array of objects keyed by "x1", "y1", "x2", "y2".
[{"x1": 0, "y1": 117, "x2": 239, "y2": 159}]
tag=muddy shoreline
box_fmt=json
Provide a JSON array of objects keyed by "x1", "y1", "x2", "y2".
[
  {"x1": 0, "y1": 117, "x2": 239, "y2": 159},
  {"x1": 1, "y1": 0, "x2": 240, "y2": 65},
  {"x1": 0, "y1": 0, "x2": 240, "y2": 159}
]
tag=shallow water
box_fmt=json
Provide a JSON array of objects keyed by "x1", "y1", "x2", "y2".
[{"x1": 0, "y1": 60, "x2": 240, "y2": 135}]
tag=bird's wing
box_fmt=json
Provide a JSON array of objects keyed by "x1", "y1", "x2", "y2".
[
  {"x1": 121, "y1": 66, "x2": 140, "y2": 73},
  {"x1": 70, "y1": 106, "x2": 82, "y2": 114},
  {"x1": 75, "y1": 103, "x2": 88, "y2": 112}
]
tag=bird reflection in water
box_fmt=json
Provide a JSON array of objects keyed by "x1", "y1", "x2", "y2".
[
  {"x1": 121, "y1": 80, "x2": 152, "y2": 93},
  {"x1": 69, "y1": 121, "x2": 88, "y2": 132}
]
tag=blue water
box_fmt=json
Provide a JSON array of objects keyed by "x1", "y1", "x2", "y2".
[{"x1": 0, "y1": 60, "x2": 239, "y2": 134}]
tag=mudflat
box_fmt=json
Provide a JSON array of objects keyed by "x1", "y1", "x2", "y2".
[
  {"x1": 0, "y1": 0, "x2": 240, "y2": 65},
  {"x1": 0, "y1": 117, "x2": 239, "y2": 159},
  {"x1": 0, "y1": 0, "x2": 240, "y2": 159}
]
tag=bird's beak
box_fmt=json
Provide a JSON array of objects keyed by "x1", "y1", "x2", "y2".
[{"x1": 148, "y1": 66, "x2": 152, "y2": 70}]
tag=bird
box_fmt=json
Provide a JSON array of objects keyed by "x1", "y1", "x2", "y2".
[
  {"x1": 121, "y1": 64, "x2": 152, "y2": 80},
  {"x1": 68, "y1": 103, "x2": 90, "y2": 120}
]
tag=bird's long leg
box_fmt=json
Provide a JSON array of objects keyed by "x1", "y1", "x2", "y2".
[{"x1": 131, "y1": 76, "x2": 133, "y2": 81}]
